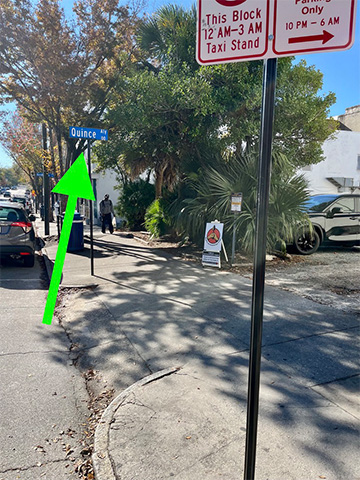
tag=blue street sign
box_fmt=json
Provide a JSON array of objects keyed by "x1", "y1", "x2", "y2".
[
  {"x1": 48, "y1": 173, "x2": 54, "y2": 178},
  {"x1": 69, "y1": 126, "x2": 108, "y2": 141},
  {"x1": 36, "y1": 172, "x2": 44, "y2": 177}
]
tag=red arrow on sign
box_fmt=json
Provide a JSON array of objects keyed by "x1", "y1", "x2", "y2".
[{"x1": 288, "y1": 30, "x2": 334, "y2": 45}]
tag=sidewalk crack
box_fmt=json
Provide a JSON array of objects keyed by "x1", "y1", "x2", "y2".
[{"x1": 0, "y1": 458, "x2": 68, "y2": 474}]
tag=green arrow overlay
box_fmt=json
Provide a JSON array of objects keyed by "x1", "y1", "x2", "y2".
[{"x1": 43, "y1": 153, "x2": 95, "y2": 325}]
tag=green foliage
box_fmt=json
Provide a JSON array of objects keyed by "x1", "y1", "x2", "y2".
[
  {"x1": 144, "y1": 198, "x2": 172, "y2": 238},
  {"x1": 95, "y1": 66, "x2": 218, "y2": 198},
  {"x1": 96, "y1": 5, "x2": 336, "y2": 198},
  {"x1": 115, "y1": 179, "x2": 155, "y2": 230},
  {"x1": 0, "y1": 110, "x2": 47, "y2": 193},
  {"x1": 136, "y1": 4, "x2": 198, "y2": 71},
  {"x1": 175, "y1": 150, "x2": 311, "y2": 253},
  {"x1": 0, "y1": 165, "x2": 25, "y2": 186},
  {"x1": 0, "y1": 0, "x2": 140, "y2": 171},
  {"x1": 273, "y1": 59, "x2": 337, "y2": 167}
]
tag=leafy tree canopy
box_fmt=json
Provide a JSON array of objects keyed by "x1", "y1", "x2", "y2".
[
  {"x1": 95, "y1": 65, "x2": 219, "y2": 197},
  {"x1": 0, "y1": 110, "x2": 45, "y2": 194},
  {"x1": 0, "y1": 0, "x2": 141, "y2": 170},
  {"x1": 95, "y1": 3, "x2": 336, "y2": 196},
  {"x1": 0, "y1": 164, "x2": 25, "y2": 187}
]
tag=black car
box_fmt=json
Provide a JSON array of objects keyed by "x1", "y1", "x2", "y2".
[{"x1": 293, "y1": 194, "x2": 360, "y2": 254}]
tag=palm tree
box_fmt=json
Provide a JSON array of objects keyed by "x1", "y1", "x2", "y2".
[
  {"x1": 175, "y1": 149, "x2": 311, "y2": 253},
  {"x1": 137, "y1": 4, "x2": 198, "y2": 70}
]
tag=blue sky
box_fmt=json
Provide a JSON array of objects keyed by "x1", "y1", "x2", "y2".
[{"x1": 1, "y1": 0, "x2": 359, "y2": 168}]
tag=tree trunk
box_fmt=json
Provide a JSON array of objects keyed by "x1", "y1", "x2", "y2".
[
  {"x1": 48, "y1": 128, "x2": 59, "y2": 183},
  {"x1": 155, "y1": 165, "x2": 166, "y2": 199},
  {"x1": 56, "y1": 128, "x2": 64, "y2": 177}
]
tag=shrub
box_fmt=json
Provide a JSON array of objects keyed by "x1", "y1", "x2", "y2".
[
  {"x1": 175, "y1": 150, "x2": 311, "y2": 253},
  {"x1": 144, "y1": 198, "x2": 171, "y2": 238},
  {"x1": 115, "y1": 179, "x2": 155, "y2": 230}
]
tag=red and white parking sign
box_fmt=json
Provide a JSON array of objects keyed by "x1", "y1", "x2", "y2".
[{"x1": 196, "y1": 0, "x2": 357, "y2": 64}]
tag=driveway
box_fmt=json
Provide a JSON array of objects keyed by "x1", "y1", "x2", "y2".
[{"x1": 264, "y1": 246, "x2": 360, "y2": 314}]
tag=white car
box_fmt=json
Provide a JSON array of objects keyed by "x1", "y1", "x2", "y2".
[{"x1": 293, "y1": 194, "x2": 360, "y2": 254}]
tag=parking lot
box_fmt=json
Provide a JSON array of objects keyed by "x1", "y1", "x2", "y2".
[{"x1": 265, "y1": 246, "x2": 360, "y2": 314}]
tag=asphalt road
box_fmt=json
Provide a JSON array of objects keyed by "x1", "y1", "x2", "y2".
[{"x1": 0, "y1": 247, "x2": 89, "y2": 479}]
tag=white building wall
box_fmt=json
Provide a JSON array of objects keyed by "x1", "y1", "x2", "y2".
[
  {"x1": 300, "y1": 130, "x2": 360, "y2": 194},
  {"x1": 79, "y1": 167, "x2": 121, "y2": 226},
  {"x1": 92, "y1": 168, "x2": 121, "y2": 225}
]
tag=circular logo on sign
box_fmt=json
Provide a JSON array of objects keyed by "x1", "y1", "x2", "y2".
[
  {"x1": 206, "y1": 226, "x2": 221, "y2": 245},
  {"x1": 215, "y1": 0, "x2": 247, "y2": 6}
]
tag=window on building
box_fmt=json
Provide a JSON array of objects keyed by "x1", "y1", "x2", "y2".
[{"x1": 357, "y1": 155, "x2": 360, "y2": 170}]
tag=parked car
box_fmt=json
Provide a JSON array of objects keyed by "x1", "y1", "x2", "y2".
[
  {"x1": 11, "y1": 195, "x2": 32, "y2": 214},
  {"x1": 3, "y1": 191, "x2": 11, "y2": 198},
  {"x1": 0, "y1": 201, "x2": 36, "y2": 267},
  {"x1": 293, "y1": 194, "x2": 360, "y2": 254}
]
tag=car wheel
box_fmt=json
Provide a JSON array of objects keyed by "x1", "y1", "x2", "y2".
[
  {"x1": 23, "y1": 254, "x2": 35, "y2": 267},
  {"x1": 294, "y1": 230, "x2": 320, "y2": 255}
]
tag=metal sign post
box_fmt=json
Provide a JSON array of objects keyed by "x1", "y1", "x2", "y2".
[
  {"x1": 244, "y1": 57, "x2": 277, "y2": 480},
  {"x1": 196, "y1": 1, "x2": 357, "y2": 477},
  {"x1": 69, "y1": 126, "x2": 108, "y2": 277},
  {"x1": 230, "y1": 193, "x2": 242, "y2": 266}
]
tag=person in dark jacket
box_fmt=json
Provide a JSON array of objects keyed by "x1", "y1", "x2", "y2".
[{"x1": 99, "y1": 194, "x2": 114, "y2": 234}]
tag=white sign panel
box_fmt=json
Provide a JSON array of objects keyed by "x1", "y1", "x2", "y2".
[
  {"x1": 197, "y1": 0, "x2": 270, "y2": 64},
  {"x1": 202, "y1": 251, "x2": 221, "y2": 268},
  {"x1": 197, "y1": 0, "x2": 357, "y2": 64},
  {"x1": 203, "y1": 222, "x2": 224, "y2": 252},
  {"x1": 231, "y1": 193, "x2": 243, "y2": 212},
  {"x1": 273, "y1": 0, "x2": 356, "y2": 56}
]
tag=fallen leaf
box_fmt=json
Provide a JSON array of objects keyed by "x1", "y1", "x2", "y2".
[
  {"x1": 185, "y1": 436, "x2": 192, "y2": 440},
  {"x1": 34, "y1": 445, "x2": 46, "y2": 453}
]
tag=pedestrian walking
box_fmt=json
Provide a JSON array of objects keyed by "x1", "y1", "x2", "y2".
[
  {"x1": 99, "y1": 194, "x2": 115, "y2": 234},
  {"x1": 54, "y1": 200, "x2": 60, "y2": 218}
]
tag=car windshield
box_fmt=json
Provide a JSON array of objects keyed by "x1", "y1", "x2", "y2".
[
  {"x1": 0, "y1": 206, "x2": 27, "y2": 222},
  {"x1": 304, "y1": 195, "x2": 338, "y2": 213}
]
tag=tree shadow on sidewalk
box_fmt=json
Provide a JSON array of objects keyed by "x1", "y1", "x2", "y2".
[{"x1": 39, "y1": 237, "x2": 360, "y2": 479}]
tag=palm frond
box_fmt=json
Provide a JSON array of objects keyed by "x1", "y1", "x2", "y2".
[{"x1": 175, "y1": 147, "x2": 311, "y2": 253}]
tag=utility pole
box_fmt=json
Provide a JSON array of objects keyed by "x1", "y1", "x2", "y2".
[{"x1": 42, "y1": 124, "x2": 50, "y2": 236}]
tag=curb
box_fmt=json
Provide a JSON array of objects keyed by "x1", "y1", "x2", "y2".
[
  {"x1": 92, "y1": 366, "x2": 181, "y2": 480},
  {"x1": 41, "y1": 246, "x2": 55, "y2": 281},
  {"x1": 39, "y1": 238, "x2": 99, "y2": 289}
]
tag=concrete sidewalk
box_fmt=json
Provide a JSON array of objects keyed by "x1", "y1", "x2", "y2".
[{"x1": 36, "y1": 218, "x2": 360, "y2": 480}]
